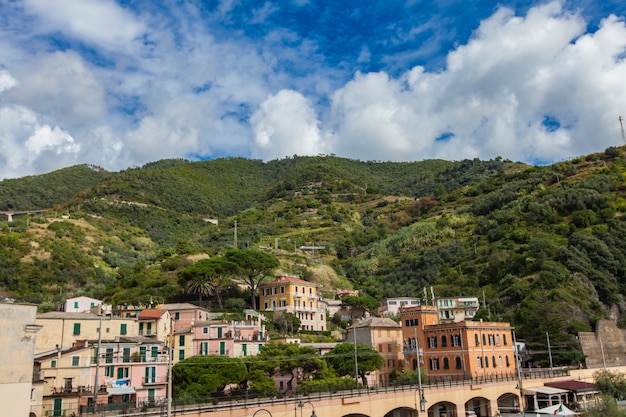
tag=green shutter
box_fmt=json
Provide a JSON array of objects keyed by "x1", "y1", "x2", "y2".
[
  {"x1": 117, "y1": 367, "x2": 124, "y2": 379},
  {"x1": 151, "y1": 346, "x2": 158, "y2": 357},
  {"x1": 73, "y1": 323, "x2": 81, "y2": 335},
  {"x1": 123, "y1": 348, "x2": 130, "y2": 363},
  {"x1": 120, "y1": 323, "x2": 127, "y2": 335},
  {"x1": 219, "y1": 341, "x2": 225, "y2": 355},
  {"x1": 140, "y1": 346, "x2": 147, "y2": 361}
]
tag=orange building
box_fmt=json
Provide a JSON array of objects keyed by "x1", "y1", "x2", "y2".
[{"x1": 400, "y1": 306, "x2": 515, "y2": 381}]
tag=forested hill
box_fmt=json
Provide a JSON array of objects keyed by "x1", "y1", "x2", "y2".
[{"x1": 2, "y1": 149, "x2": 626, "y2": 367}]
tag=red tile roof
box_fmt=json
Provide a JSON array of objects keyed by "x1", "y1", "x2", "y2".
[{"x1": 138, "y1": 309, "x2": 166, "y2": 319}]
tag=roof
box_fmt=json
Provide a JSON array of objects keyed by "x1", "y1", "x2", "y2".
[
  {"x1": 523, "y1": 386, "x2": 569, "y2": 395},
  {"x1": 353, "y1": 317, "x2": 401, "y2": 329},
  {"x1": 545, "y1": 380, "x2": 597, "y2": 392},
  {"x1": 160, "y1": 302, "x2": 208, "y2": 311},
  {"x1": 259, "y1": 275, "x2": 316, "y2": 287},
  {"x1": 37, "y1": 311, "x2": 101, "y2": 320},
  {"x1": 535, "y1": 404, "x2": 578, "y2": 416},
  {"x1": 138, "y1": 309, "x2": 167, "y2": 319}
]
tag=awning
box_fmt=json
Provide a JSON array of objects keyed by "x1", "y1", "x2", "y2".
[
  {"x1": 108, "y1": 386, "x2": 136, "y2": 396},
  {"x1": 524, "y1": 386, "x2": 569, "y2": 395}
]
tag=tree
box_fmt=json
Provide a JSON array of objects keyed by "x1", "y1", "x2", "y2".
[
  {"x1": 224, "y1": 249, "x2": 279, "y2": 310},
  {"x1": 272, "y1": 311, "x2": 301, "y2": 335},
  {"x1": 325, "y1": 342, "x2": 384, "y2": 386},
  {"x1": 178, "y1": 257, "x2": 238, "y2": 308},
  {"x1": 341, "y1": 294, "x2": 381, "y2": 318},
  {"x1": 247, "y1": 341, "x2": 324, "y2": 394},
  {"x1": 172, "y1": 355, "x2": 247, "y2": 399},
  {"x1": 594, "y1": 369, "x2": 626, "y2": 401}
]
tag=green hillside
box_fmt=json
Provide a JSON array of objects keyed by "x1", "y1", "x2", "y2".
[{"x1": 2, "y1": 149, "x2": 626, "y2": 367}]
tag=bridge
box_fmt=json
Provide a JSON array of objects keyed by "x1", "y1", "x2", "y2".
[
  {"x1": 0, "y1": 209, "x2": 45, "y2": 222},
  {"x1": 121, "y1": 367, "x2": 601, "y2": 417}
]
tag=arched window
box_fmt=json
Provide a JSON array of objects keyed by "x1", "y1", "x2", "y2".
[
  {"x1": 441, "y1": 335, "x2": 447, "y2": 347},
  {"x1": 455, "y1": 356, "x2": 462, "y2": 369},
  {"x1": 492, "y1": 356, "x2": 496, "y2": 368},
  {"x1": 482, "y1": 334, "x2": 487, "y2": 345},
  {"x1": 477, "y1": 357, "x2": 482, "y2": 368},
  {"x1": 443, "y1": 357, "x2": 449, "y2": 369},
  {"x1": 505, "y1": 355, "x2": 510, "y2": 367},
  {"x1": 475, "y1": 334, "x2": 480, "y2": 346},
  {"x1": 485, "y1": 356, "x2": 489, "y2": 368}
]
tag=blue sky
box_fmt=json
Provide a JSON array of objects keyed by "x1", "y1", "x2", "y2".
[{"x1": 0, "y1": 0, "x2": 625, "y2": 179}]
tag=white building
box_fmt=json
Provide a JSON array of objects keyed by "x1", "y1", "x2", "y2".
[{"x1": 378, "y1": 297, "x2": 421, "y2": 316}]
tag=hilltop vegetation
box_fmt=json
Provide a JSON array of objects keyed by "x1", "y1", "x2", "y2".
[{"x1": 2, "y1": 150, "x2": 626, "y2": 367}]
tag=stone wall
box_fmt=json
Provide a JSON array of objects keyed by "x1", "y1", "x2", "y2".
[{"x1": 579, "y1": 319, "x2": 626, "y2": 368}]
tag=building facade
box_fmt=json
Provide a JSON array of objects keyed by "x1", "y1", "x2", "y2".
[
  {"x1": 259, "y1": 275, "x2": 327, "y2": 331},
  {"x1": 436, "y1": 296, "x2": 480, "y2": 323},
  {"x1": 1, "y1": 302, "x2": 41, "y2": 417},
  {"x1": 347, "y1": 317, "x2": 405, "y2": 387}
]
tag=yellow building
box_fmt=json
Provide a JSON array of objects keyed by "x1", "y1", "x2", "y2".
[
  {"x1": 347, "y1": 317, "x2": 405, "y2": 387},
  {"x1": 35, "y1": 312, "x2": 139, "y2": 354},
  {"x1": 1, "y1": 302, "x2": 42, "y2": 417},
  {"x1": 258, "y1": 275, "x2": 327, "y2": 331}
]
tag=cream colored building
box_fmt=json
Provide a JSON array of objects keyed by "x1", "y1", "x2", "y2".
[
  {"x1": 35, "y1": 312, "x2": 139, "y2": 354},
  {"x1": 258, "y1": 275, "x2": 327, "y2": 331},
  {"x1": 347, "y1": 317, "x2": 404, "y2": 387},
  {"x1": 0, "y1": 302, "x2": 42, "y2": 417}
]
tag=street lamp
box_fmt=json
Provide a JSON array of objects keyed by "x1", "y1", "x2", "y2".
[
  {"x1": 414, "y1": 389, "x2": 427, "y2": 414},
  {"x1": 298, "y1": 400, "x2": 317, "y2": 417}
]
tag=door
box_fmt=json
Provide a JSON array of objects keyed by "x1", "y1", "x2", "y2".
[
  {"x1": 219, "y1": 341, "x2": 225, "y2": 355},
  {"x1": 53, "y1": 398, "x2": 62, "y2": 417}
]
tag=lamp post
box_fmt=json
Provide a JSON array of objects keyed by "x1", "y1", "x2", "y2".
[
  {"x1": 298, "y1": 400, "x2": 317, "y2": 417},
  {"x1": 167, "y1": 317, "x2": 173, "y2": 417},
  {"x1": 92, "y1": 314, "x2": 103, "y2": 412},
  {"x1": 513, "y1": 331, "x2": 525, "y2": 416}
]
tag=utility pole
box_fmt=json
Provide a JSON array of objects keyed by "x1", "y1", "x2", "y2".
[
  {"x1": 234, "y1": 220, "x2": 237, "y2": 248},
  {"x1": 353, "y1": 326, "x2": 359, "y2": 388},
  {"x1": 92, "y1": 315, "x2": 103, "y2": 412},
  {"x1": 620, "y1": 116, "x2": 626, "y2": 144},
  {"x1": 546, "y1": 332, "x2": 554, "y2": 369},
  {"x1": 167, "y1": 318, "x2": 173, "y2": 417}
]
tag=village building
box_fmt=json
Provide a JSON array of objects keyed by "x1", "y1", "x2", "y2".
[
  {"x1": 258, "y1": 275, "x2": 327, "y2": 331},
  {"x1": 347, "y1": 317, "x2": 405, "y2": 387}
]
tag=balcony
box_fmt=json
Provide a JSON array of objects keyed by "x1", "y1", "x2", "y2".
[{"x1": 143, "y1": 378, "x2": 167, "y2": 386}]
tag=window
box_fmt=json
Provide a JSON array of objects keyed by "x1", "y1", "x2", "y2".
[
  {"x1": 51, "y1": 359, "x2": 57, "y2": 368},
  {"x1": 505, "y1": 355, "x2": 510, "y2": 367},
  {"x1": 123, "y1": 348, "x2": 131, "y2": 363},
  {"x1": 496, "y1": 335, "x2": 500, "y2": 346},
  {"x1": 280, "y1": 299, "x2": 286, "y2": 307},
  {"x1": 452, "y1": 334, "x2": 461, "y2": 347},
  {"x1": 105, "y1": 366, "x2": 114, "y2": 377},
  {"x1": 482, "y1": 334, "x2": 487, "y2": 345},
  {"x1": 151, "y1": 346, "x2": 158, "y2": 358},
  {"x1": 179, "y1": 335, "x2": 185, "y2": 347},
  {"x1": 429, "y1": 358, "x2": 439, "y2": 370},
  {"x1": 455, "y1": 357, "x2": 462, "y2": 369},
  {"x1": 179, "y1": 349, "x2": 185, "y2": 360},
  {"x1": 503, "y1": 334, "x2": 508, "y2": 345},
  {"x1": 477, "y1": 357, "x2": 482, "y2": 368},
  {"x1": 242, "y1": 344, "x2": 247, "y2": 357},
  {"x1": 120, "y1": 323, "x2": 127, "y2": 335},
  {"x1": 217, "y1": 327, "x2": 222, "y2": 338},
  {"x1": 139, "y1": 323, "x2": 144, "y2": 334},
  {"x1": 443, "y1": 357, "x2": 449, "y2": 369},
  {"x1": 140, "y1": 346, "x2": 147, "y2": 362},
  {"x1": 387, "y1": 344, "x2": 392, "y2": 352},
  {"x1": 105, "y1": 348, "x2": 113, "y2": 364},
  {"x1": 378, "y1": 344, "x2": 383, "y2": 352},
  {"x1": 475, "y1": 334, "x2": 480, "y2": 346},
  {"x1": 174, "y1": 312, "x2": 180, "y2": 320},
  {"x1": 441, "y1": 335, "x2": 447, "y2": 347},
  {"x1": 488, "y1": 334, "x2": 495, "y2": 345},
  {"x1": 485, "y1": 356, "x2": 489, "y2": 368},
  {"x1": 73, "y1": 301, "x2": 79, "y2": 309},
  {"x1": 145, "y1": 367, "x2": 156, "y2": 384},
  {"x1": 280, "y1": 286, "x2": 285, "y2": 293},
  {"x1": 71, "y1": 356, "x2": 80, "y2": 367},
  {"x1": 493, "y1": 356, "x2": 497, "y2": 368},
  {"x1": 200, "y1": 342, "x2": 208, "y2": 355},
  {"x1": 428, "y1": 336, "x2": 437, "y2": 348},
  {"x1": 147, "y1": 322, "x2": 152, "y2": 335},
  {"x1": 499, "y1": 356, "x2": 503, "y2": 367},
  {"x1": 117, "y1": 367, "x2": 129, "y2": 379},
  {"x1": 73, "y1": 323, "x2": 81, "y2": 335},
  {"x1": 219, "y1": 341, "x2": 225, "y2": 355},
  {"x1": 203, "y1": 327, "x2": 208, "y2": 334}
]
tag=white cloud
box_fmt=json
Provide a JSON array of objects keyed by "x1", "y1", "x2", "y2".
[
  {"x1": 21, "y1": 0, "x2": 146, "y2": 52},
  {"x1": 251, "y1": 89, "x2": 327, "y2": 159},
  {"x1": 320, "y1": 1, "x2": 626, "y2": 163},
  {"x1": 0, "y1": 0, "x2": 625, "y2": 180},
  {"x1": 0, "y1": 70, "x2": 18, "y2": 93}
]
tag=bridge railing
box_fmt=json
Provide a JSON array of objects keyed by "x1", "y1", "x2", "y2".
[{"x1": 88, "y1": 367, "x2": 570, "y2": 417}]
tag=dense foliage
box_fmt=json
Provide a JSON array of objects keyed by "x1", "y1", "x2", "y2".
[{"x1": 2, "y1": 151, "x2": 626, "y2": 366}]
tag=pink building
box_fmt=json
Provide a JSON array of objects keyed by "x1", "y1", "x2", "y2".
[
  {"x1": 159, "y1": 303, "x2": 212, "y2": 331},
  {"x1": 191, "y1": 319, "x2": 268, "y2": 358},
  {"x1": 94, "y1": 337, "x2": 169, "y2": 407}
]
